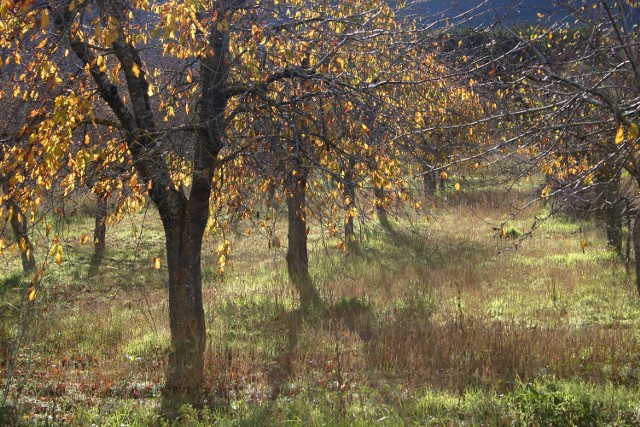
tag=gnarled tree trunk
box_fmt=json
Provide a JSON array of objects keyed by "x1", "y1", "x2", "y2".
[{"x1": 285, "y1": 169, "x2": 320, "y2": 307}]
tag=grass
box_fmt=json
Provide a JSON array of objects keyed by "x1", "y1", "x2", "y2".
[{"x1": 2, "y1": 185, "x2": 640, "y2": 425}]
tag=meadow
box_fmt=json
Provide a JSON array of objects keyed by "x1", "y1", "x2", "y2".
[{"x1": 2, "y1": 184, "x2": 640, "y2": 426}]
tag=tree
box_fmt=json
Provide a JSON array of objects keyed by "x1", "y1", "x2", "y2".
[
  {"x1": 1, "y1": 0, "x2": 415, "y2": 402},
  {"x1": 0, "y1": 65, "x2": 40, "y2": 275},
  {"x1": 486, "y1": 1, "x2": 640, "y2": 288}
]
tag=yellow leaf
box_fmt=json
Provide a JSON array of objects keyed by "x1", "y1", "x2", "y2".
[
  {"x1": 19, "y1": 237, "x2": 27, "y2": 253},
  {"x1": 132, "y1": 63, "x2": 140, "y2": 78},
  {"x1": 28, "y1": 287, "x2": 37, "y2": 302},
  {"x1": 615, "y1": 126, "x2": 625, "y2": 144},
  {"x1": 55, "y1": 252, "x2": 63, "y2": 265},
  {"x1": 216, "y1": 19, "x2": 229, "y2": 32},
  {"x1": 40, "y1": 10, "x2": 49, "y2": 29},
  {"x1": 80, "y1": 234, "x2": 88, "y2": 245},
  {"x1": 630, "y1": 123, "x2": 639, "y2": 141},
  {"x1": 455, "y1": 182, "x2": 461, "y2": 192},
  {"x1": 153, "y1": 257, "x2": 161, "y2": 269},
  {"x1": 96, "y1": 55, "x2": 107, "y2": 73},
  {"x1": 0, "y1": 238, "x2": 7, "y2": 251}
]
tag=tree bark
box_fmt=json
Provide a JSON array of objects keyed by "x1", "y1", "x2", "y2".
[
  {"x1": 9, "y1": 201, "x2": 36, "y2": 274},
  {"x1": 285, "y1": 170, "x2": 320, "y2": 307},
  {"x1": 162, "y1": 204, "x2": 208, "y2": 394},
  {"x1": 93, "y1": 194, "x2": 107, "y2": 254}
]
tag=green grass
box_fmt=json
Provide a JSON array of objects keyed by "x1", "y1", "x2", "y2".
[
  {"x1": 61, "y1": 378, "x2": 640, "y2": 426},
  {"x1": 2, "y1": 187, "x2": 640, "y2": 425}
]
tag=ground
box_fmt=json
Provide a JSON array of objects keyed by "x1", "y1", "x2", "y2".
[{"x1": 1, "y1": 183, "x2": 640, "y2": 425}]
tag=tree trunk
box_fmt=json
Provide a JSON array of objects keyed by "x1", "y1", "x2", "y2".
[
  {"x1": 605, "y1": 173, "x2": 623, "y2": 254},
  {"x1": 161, "y1": 14, "x2": 228, "y2": 395},
  {"x1": 93, "y1": 194, "x2": 107, "y2": 254},
  {"x1": 374, "y1": 186, "x2": 389, "y2": 228},
  {"x1": 633, "y1": 214, "x2": 640, "y2": 298},
  {"x1": 162, "y1": 205, "x2": 207, "y2": 395},
  {"x1": 439, "y1": 172, "x2": 447, "y2": 194},
  {"x1": 285, "y1": 170, "x2": 320, "y2": 307},
  {"x1": 422, "y1": 165, "x2": 438, "y2": 195},
  {"x1": 9, "y1": 201, "x2": 36, "y2": 274},
  {"x1": 59, "y1": 1, "x2": 229, "y2": 403},
  {"x1": 343, "y1": 166, "x2": 357, "y2": 251}
]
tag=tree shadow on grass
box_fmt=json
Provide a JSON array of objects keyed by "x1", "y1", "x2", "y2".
[
  {"x1": 87, "y1": 251, "x2": 104, "y2": 278},
  {"x1": 363, "y1": 223, "x2": 493, "y2": 274},
  {"x1": 263, "y1": 297, "x2": 374, "y2": 400}
]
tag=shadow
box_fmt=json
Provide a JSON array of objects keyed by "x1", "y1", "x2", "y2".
[
  {"x1": 263, "y1": 297, "x2": 373, "y2": 400},
  {"x1": 0, "y1": 273, "x2": 22, "y2": 298},
  {"x1": 378, "y1": 215, "x2": 393, "y2": 231},
  {"x1": 324, "y1": 297, "x2": 373, "y2": 343},
  {"x1": 264, "y1": 309, "x2": 304, "y2": 399},
  {"x1": 362, "y1": 224, "x2": 492, "y2": 275},
  {"x1": 87, "y1": 251, "x2": 104, "y2": 278}
]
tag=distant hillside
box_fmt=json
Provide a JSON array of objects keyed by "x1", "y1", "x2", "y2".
[{"x1": 401, "y1": 0, "x2": 574, "y2": 27}]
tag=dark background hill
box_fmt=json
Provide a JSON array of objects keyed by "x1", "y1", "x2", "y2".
[{"x1": 402, "y1": 0, "x2": 578, "y2": 27}]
